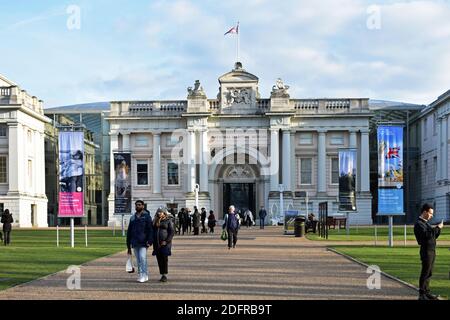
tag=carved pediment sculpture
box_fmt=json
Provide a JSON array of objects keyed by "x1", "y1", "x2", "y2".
[
  {"x1": 225, "y1": 88, "x2": 252, "y2": 106},
  {"x1": 225, "y1": 165, "x2": 254, "y2": 179},
  {"x1": 271, "y1": 78, "x2": 290, "y2": 98}
]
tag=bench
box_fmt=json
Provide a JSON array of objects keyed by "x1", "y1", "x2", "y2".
[{"x1": 327, "y1": 216, "x2": 347, "y2": 230}]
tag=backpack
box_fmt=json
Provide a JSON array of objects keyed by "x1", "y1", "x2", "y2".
[{"x1": 227, "y1": 213, "x2": 239, "y2": 230}]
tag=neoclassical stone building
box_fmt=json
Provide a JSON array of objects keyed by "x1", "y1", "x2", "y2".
[
  {"x1": 107, "y1": 63, "x2": 372, "y2": 225},
  {"x1": 0, "y1": 74, "x2": 49, "y2": 227}
]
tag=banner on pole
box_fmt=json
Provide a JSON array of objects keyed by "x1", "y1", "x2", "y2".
[
  {"x1": 377, "y1": 126, "x2": 405, "y2": 216},
  {"x1": 338, "y1": 149, "x2": 357, "y2": 212},
  {"x1": 58, "y1": 131, "x2": 85, "y2": 217},
  {"x1": 114, "y1": 152, "x2": 132, "y2": 215}
]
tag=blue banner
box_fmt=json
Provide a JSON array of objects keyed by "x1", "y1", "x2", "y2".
[
  {"x1": 377, "y1": 126, "x2": 405, "y2": 215},
  {"x1": 338, "y1": 149, "x2": 357, "y2": 211}
]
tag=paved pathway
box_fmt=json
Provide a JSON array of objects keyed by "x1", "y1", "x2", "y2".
[{"x1": 0, "y1": 227, "x2": 418, "y2": 300}]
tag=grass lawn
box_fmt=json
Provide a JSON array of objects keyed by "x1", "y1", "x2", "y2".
[
  {"x1": 306, "y1": 225, "x2": 450, "y2": 242},
  {"x1": 332, "y1": 246, "x2": 450, "y2": 299},
  {"x1": 0, "y1": 229, "x2": 127, "y2": 291}
]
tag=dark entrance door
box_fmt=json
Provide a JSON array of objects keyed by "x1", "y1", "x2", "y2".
[{"x1": 223, "y1": 183, "x2": 256, "y2": 219}]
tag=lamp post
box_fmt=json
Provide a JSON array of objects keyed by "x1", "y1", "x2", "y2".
[
  {"x1": 279, "y1": 184, "x2": 284, "y2": 225},
  {"x1": 194, "y1": 184, "x2": 200, "y2": 210}
]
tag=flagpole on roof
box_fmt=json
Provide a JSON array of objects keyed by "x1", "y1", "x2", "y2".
[{"x1": 237, "y1": 22, "x2": 240, "y2": 62}]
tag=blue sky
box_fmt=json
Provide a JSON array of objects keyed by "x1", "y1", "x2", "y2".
[{"x1": 0, "y1": 0, "x2": 449, "y2": 107}]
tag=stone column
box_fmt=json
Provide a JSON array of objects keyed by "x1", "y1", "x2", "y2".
[
  {"x1": 360, "y1": 129, "x2": 370, "y2": 192},
  {"x1": 317, "y1": 130, "x2": 327, "y2": 194},
  {"x1": 444, "y1": 116, "x2": 449, "y2": 180},
  {"x1": 290, "y1": 131, "x2": 296, "y2": 192},
  {"x1": 199, "y1": 130, "x2": 209, "y2": 192},
  {"x1": 109, "y1": 133, "x2": 119, "y2": 196},
  {"x1": 122, "y1": 132, "x2": 130, "y2": 151},
  {"x1": 188, "y1": 130, "x2": 197, "y2": 192},
  {"x1": 349, "y1": 130, "x2": 357, "y2": 148},
  {"x1": 270, "y1": 129, "x2": 279, "y2": 191},
  {"x1": 38, "y1": 131, "x2": 46, "y2": 196},
  {"x1": 282, "y1": 129, "x2": 291, "y2": 191},
  {"x1": 153, "y1": 132, "x2": 161, "y2": 194},
  {"x1": 437, "y1": 118, "x2": 442, "y2": 180},
  {"x1": 7, "y1": 124, "x2": 22, "y2": 194}
]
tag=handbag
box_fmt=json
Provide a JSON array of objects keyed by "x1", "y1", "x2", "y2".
[
  {"x1": 126, "y1": 254, "x2": 135, "y2": 273},
  {"x1": 221, "y1": 230, "x2": 228, "y2": 241}
]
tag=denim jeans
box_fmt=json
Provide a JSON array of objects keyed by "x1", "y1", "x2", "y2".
[{"x1": 133, "y1": 247, "x2": 148, "y2": 277}]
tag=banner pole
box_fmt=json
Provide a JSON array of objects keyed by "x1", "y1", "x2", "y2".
[
  {"x1": 70, "y1": 218, "x2": 75, "y2": 248},
  {"x1": 85, "y1": 224, "x2": 88, "y2": 247},
  {"x1": 374, "y1": 223, "x2": 377, "y2": 246},
  {"x1": 388, "y1": 215, "x2": 394, "y2": 247},
  {"x1": 346, "y1": 212, "x2": 350, "y2": 237},
  {"x1": 404, "y1": 223, "x2": 407, "y2": 247},
  {"x1": 122, "y1": 214, "x2": 125, "y2": 237},
  {"x1": 56, "y1": 225, "x2": 59, "y2": 247}
]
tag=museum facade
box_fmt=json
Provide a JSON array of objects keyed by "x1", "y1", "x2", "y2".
[{"x1": 106, "y1": 63, "x2": 373, "y2": 226}]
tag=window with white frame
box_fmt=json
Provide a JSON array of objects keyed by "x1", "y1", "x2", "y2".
[
  {"x1": 27, "y1": 130, "x2": 32, "y2": 144},
  {"x1": 300, "y1": 158, "x2": 312, "y2": 185},
  {"x1": 331, "y1": 158, "x2": 339, "y2": 184},
  {"x1": 135, "y1": 135, "x2": 149, "y2": 147},
  {"x1": 0, "y1": 156, "x2": 7, "y2": 183},
  {"x1": 0, "y1": 124, "x2": 7, "y2": 137},
  {"x1": 299, "y1": 133, "x2": 313, "y2": 145},
  {"x1": 330, "y1": 133, "x2": 344, "y2": 145},
  {"x1": 136, "y1": 160, "x2": 149, "y2": 185},
  {"x1": 167, "y1": 161, "x2": 179, "y2": 185}
]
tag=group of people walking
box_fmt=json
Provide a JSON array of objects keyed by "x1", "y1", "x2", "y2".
[{"x1": 176, "y1": 207, "x2": 217, "y2": 235}]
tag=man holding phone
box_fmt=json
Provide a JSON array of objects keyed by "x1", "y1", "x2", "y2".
[{"x1": 414, "y1": 203, "x2": 444, "y2": 300}]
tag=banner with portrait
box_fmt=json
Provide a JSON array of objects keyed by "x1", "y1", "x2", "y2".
[
  {"x1": 377, "y1": 126, "x2": 405, "y2": 215},
  {"x1": 58, "y1": 131, "x2": 85, "y2": 217},
  {"x1": 338, "y1": 149, "x2": 357, "y2": 211},
  {"x1": 114, "y1": 152, "x2": 132, "y2": 215}
]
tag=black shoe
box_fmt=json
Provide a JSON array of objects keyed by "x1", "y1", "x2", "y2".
[
  {"x1": 160, "y1": 275, "x2": 167, "y2": 282},
  {"x1": 233, "y1": 244, "x2": 236, "y2": 248},
  {"x1": 425, "y1": 293, "x2": 439, "y2": 300},
  {"x1": 418, "y1": 294, "x2": 430, "y2": 300},
  {"x1": 228, "y1": 247, "x2": 231, "y2": 250}
]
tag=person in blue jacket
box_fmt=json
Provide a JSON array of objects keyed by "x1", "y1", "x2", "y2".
[{"x1": 126, "y1": 200, "x2": 153, "y2": 283}]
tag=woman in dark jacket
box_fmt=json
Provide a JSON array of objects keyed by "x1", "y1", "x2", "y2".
[
  {"x1": 207, "y1": 210, "x2": 216, "y2": 233},
  {"x1": 152, "y1": 208, "x2": 174, "y2": 282},
  {"x1": 1, "y1": 209, "x2": 14, "y2": 246},
  {"x1": 192, "y1": 208, "x2": 201, "y2": 235}
]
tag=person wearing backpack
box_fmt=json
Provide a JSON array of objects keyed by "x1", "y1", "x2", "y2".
[{"x1": 222, "y1": 205, "x2": 241, "y2": 250}]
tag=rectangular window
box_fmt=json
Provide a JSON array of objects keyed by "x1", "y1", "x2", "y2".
[
  {"x1": 167, "y1": 162, "x2": 179, "y2": 185},
  {"x1": 0, "y1": 125, "x2": 7, "y2": 137},
  {"x1": 136, "y1": 160, "x2": 148, "y2": 185},
  {"x1": 27, "y1": 130, "x2": 32, "y2": 144},
  {"x1": 300, "y1": 158, "x2": 312, "y2": 185},
  {"x1": 0, "y1": 156, "x2": 7, "y2": 183},
  {"x1": 330, "y1": 133, "x2": 344, "y2": 145},
  {"x1": 135, "y1": 135, "x2": 149, "y2": 147},
  {"x1": 299, "y1": 133, "x2": 313, "y2": 145},
  {"x1": 331, "y1": 158, "x2": 339, "y2": 184}
]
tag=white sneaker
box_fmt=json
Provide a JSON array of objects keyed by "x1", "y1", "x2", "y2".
[
  {"x1": 144, "y1": 275, "x2": 149, "y2": 282},
  {"x1": 137, "y1": 275, "x2": 145, "y2": 283}
]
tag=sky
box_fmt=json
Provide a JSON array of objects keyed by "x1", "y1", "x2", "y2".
[{"x1": 0, "y1": 0, "x2": 449, "y2": 108}]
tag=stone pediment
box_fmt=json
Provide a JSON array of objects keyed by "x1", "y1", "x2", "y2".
[{"x1": 218, "y1": 62, "x2": 259, "y2": 83}]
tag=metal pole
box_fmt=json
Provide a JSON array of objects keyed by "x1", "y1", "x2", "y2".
[
  {"x1": 85, "y1": 225, "x2": 88, "y2": 247},
  {"x1": 113, "y1": 221, "x2": 115, "y2": 237},
  {"x1": 70, "y1": 218, "x2": 75, "y2": 248},
  {"x1": 346, "y1": 212, "x2": 350, "y2": 237},
  {"x1": 404, "y1": 224, "x2": 407, "y2": 247},
  {"x1": 388, "y1": 215, "x2": 394, "y2": 247},
  {"x1": 122, "y1": 214, "x2": 125, "y2": 237},
  {"x1": 374, "y1": 223, "x2": 377, "y2": 246},
  {"x1": 56, "y1": 225, "x2": 59, "y2": 247}
]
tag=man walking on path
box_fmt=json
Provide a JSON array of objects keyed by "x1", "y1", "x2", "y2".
[
  {"x1": 414, "y1": 203, "x2": 444, "y2": 300},
  {"x1": 1, "y1": 209, "x2": 13, "y2": 245},
  {"x1": 201, "y1": 208, "x2": 207, "y2": 233},
  {"x1": 223, "y1": 205, "x2": 240, "y2": 249},
  {"x1": 258, "y1": 206, "x2": 267, "y2": 229},
  {"x1": 126, "y1": 200, "x2": 153, "y2": 283}
]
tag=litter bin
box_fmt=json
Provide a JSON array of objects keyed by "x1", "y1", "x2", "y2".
[{"x1": 294, "y1": 216, "x2": 306, "y2": 237}]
